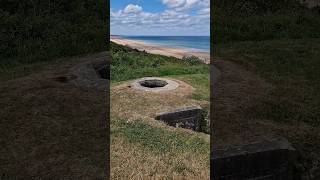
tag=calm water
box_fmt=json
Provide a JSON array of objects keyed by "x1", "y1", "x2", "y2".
[{"x1": 121, "y1": 36, "x2": 210, "y2": 52}]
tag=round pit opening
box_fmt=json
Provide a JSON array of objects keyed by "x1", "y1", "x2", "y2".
[
  {"x1": 139, "y1": 79, "x2": 168, "y2": 88},
  {"x1": 131, "y1": 77, "x2": 179, "y2": 92}
]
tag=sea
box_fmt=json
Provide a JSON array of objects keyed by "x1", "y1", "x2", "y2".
[{"x1": 119, "y1": 36, "x2": 210, "y2": 53}]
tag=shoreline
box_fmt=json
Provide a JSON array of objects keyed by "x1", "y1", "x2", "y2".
[{"x1": 111, "y1": 37, "x2": 210, "y2": 64}]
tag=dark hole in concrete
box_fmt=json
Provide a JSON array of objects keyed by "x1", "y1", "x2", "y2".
[
  {"x1": 92, "y1": 60, "x2": 110, "y2": 80},
  {"x1": 155, "y1": 106, "x2": 209, "y2": 133},
  {"x1": 52, "y1": 76, "x2": 69, "y2": 83},
  {"x1": 96, "y1": 65, "x2": 110, "y2": 80},
  {"x1": 139, "y1": 79, "x2": 168, "y2": 88},
  {"x1": 52, "y1": 75, "x2": 77, "y2": 83}
]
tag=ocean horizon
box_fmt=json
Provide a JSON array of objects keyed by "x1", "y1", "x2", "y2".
[{"x1": 113, "y1": 35, "x2": 210, "y2": 53}]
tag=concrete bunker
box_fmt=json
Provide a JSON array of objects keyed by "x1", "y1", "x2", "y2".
[
  {"x1": 92, "y1": 60, "x2": 110, "y2": 80},
  {"x1": 69, "y1": 53, "x2": 110, "y2": 91},
  {"x1": 155, "y1": 106, "x2": 209, "y2": 133}
]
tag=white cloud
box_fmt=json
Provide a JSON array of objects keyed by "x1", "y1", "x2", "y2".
[
  {"x1": 123, "y1": 4, "x2": 143, "y2": 14},
  {"x1": 162, "y1": 0, "x2": 209, "y2": 11},
  {"x1": 111, "y1": 2, "x2": 210, "y2": 35},
  {"x1": 162, "y1": 0, "x2": 186, "y2": 9},
  {"x1": 198, "y1": 8, "x2": 210, "y2": 15}
]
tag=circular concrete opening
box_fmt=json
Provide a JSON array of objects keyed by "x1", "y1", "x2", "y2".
[
  {"x1": 139, "y1": 79, "x2": 168, "y2": 88},
  {"x1": 131, "y1": 77, "x2": 179, "y2": 92}
]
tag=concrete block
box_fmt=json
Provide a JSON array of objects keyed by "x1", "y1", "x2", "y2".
[
  {"x1": 211, "y1": 137, "x2": 297, "y2": 180},
  {"x1": 155, "y1": 106, "x2": 203, "y2": 131}
]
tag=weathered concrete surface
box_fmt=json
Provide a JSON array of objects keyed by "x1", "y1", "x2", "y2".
[
  {"x1": 211, "y1": 64, "x2": 221, "y2": 85},
  {"x1": 211, "y1": 64, "x2": 221, "y2": 98},
  {"x1": 92, "y1": 57, "x2": 110, "y2": 80},
  {"x1": 70, "y1": 52, "x2": 110, "y2": 91},
  {"x1": 155, "y1": 106, "x2": 204, "y2": 131},
  {"x1": 211, "y1": 137, "x2": 297, "y2": 180}
]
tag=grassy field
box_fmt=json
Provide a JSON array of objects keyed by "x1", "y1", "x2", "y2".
[
  {"x1": 110, "y1": 42, "x2": 210, "y2": 179},
  {"x1": 213, "y1": 39, "x2": 320, "y2": 178},
  {"x1": 215, "y1": 39, "x2": 320, "y2": 125},
  {"x1": 212, "y1": 1, "x2": 320, "y2": 178},
  {"x1": 212, "y1": 0, "x2": 320, "y2": 44}
]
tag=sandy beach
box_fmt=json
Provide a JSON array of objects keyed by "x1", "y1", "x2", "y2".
[{"x1": 111, "y1": 37, "x2": 210, "y2": 64}]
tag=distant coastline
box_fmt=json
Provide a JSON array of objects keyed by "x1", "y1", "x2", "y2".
[
  {"x1": 110, "y1": 36, "x2": 210, "y2": 64},
  {"x1": 121, "y1": 35, "x2": 210, "y2": 52}
]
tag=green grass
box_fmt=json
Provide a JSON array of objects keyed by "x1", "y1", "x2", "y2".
[
  {"x1": 215, "y1": 39, "x2": 320, "y2": 126},
  {"x1": 112, "y1": 119, "x2": 209, "y2": 156},
  {"x1": 173, "y1": 74, "x2": 210, "y2": 101}
]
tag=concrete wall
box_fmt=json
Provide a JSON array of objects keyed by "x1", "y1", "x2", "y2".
[{"x1": 155, "y1": 106, "x2": 203, "y2": 132}]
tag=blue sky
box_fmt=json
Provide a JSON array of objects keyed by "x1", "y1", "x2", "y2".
[{"x1": 111, "y1": 0, "x2": 210, "y2": 36}]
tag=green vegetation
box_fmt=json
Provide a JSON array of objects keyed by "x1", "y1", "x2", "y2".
[
  {"x1": 172, "y1": 74, "x2": 210, "y2": 101},
  {"x1": 213, "y1": 0, "x2": 320, "y2": 43},
  {"x1": 111, "y1": 42, "x2": 209, "y2": 82},
  {"x1": 213, "y1": 0, "x2": 320, "y2": 131},
  {"x1": 0, "y1": 0, "x2": 109, "y2": 72}
]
